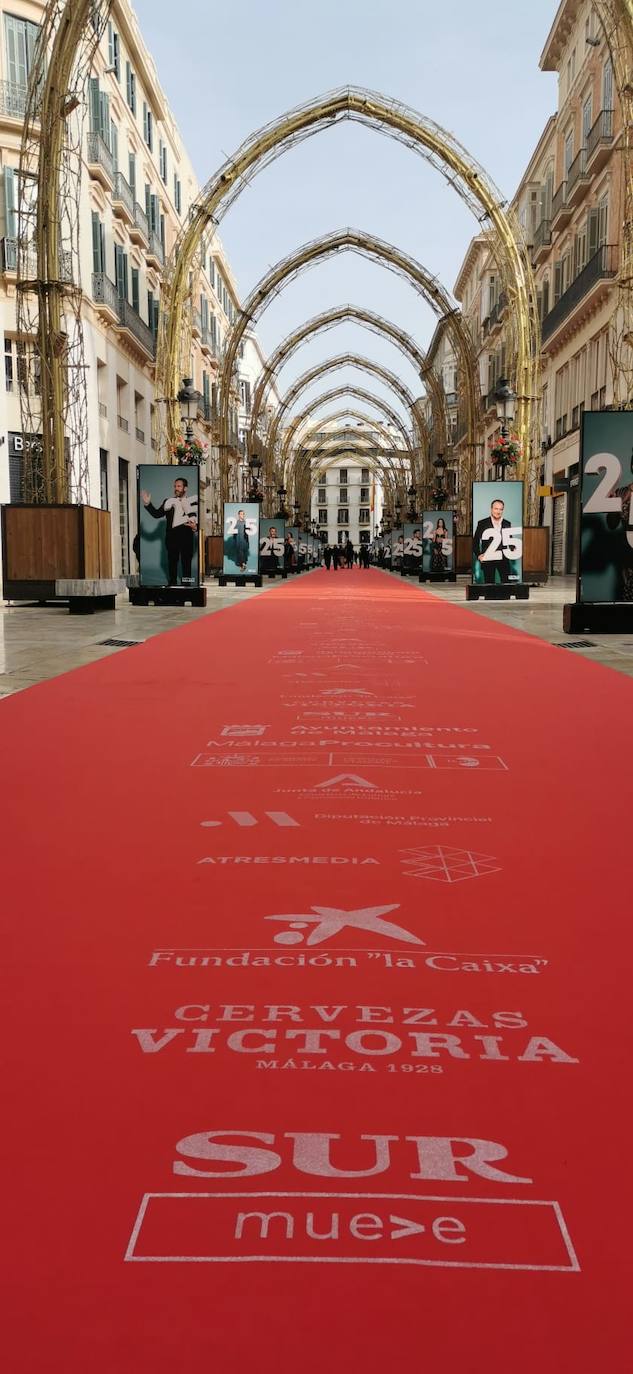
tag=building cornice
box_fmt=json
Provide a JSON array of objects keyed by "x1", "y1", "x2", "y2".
[
  {"x1": 453, "y1": 235, "x2": 486, "y2": 300},
  {"x1": 540, "y1": 0, "x2": 584, "y2": 72}
]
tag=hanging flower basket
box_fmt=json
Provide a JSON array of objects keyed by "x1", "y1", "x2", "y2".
[
  {"x1": 488, "y1": 433, "x2": 521, "y2": 467},
  {"x1": 171, "y1": 436, "x2": 208, "y2": 465}
]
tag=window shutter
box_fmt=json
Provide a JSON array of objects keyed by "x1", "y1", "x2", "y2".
[
  {"x1": 554, "y1": 261, "x2": 562, "y2": 303},
  {"x1": 4, "y1": 166, "x2": 16, "y2": 239},
  {"x1": 587, "y1": 208, "x2": 600, "y2": 258},
  {"x1": 88, "y1": 77, "x2": 100, "y2": 133},
  {"x1": 91, "y1": 211, "x2": 101, "y2": 274},
  {"x1": 131, "y1": 267, "x2": 140, "y2": 314}
]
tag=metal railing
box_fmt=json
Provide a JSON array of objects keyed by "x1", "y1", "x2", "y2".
[
  {"x1": 99, "y1": 402, "x2": 107, "y2": 418},
  {"x1": 533, "y1": 219, "x2": 552, "y2": 253},
  {"x1": 0, "y1": 80, "x2": 27, "y2": 119},
  {"x1": 117, "y1": 298, "x2": 156, "y2": 357},
  {"x1": 92, "y1": 272, "x2": 119, "y2": 313},
  {"x1": 113, "y1": 172, "x2": 134, "y2": 218},
  {"x1": 86, "y1": 132, "x2": 115, "y2": 184},
  {"x1": 148, "y1": 230, "x2": 164, "y2": 265},
  {"x1": 551, "y1": 182, "x2": 567, "y2": 220},
  {"x1": 135, "y1": 426, "x2": 145, "y2": 443},
  {"x1": 567, "y1": 147, "x2": 589, "y2": 197},
  {"x1": 542, "y1": 244, "x2": 618, "y2": 342},
  {"x1": 118, "y1": 414, "x2": 129, "y2": 433},
  {"x1": 587, "y1": 108, "x2": 614, "y2": 161},
  {"x1": 488, "y1": 290, "x2": 508, "y2": 329},
  {"x1": 133, "y1": 203, "x2": 149, "y2": 240},
  {"x1": 1, "y1": 237, "x2": 17, "y2": 272}
]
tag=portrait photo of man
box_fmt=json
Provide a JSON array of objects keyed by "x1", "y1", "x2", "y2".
[
  {"x1": 140, "y1": 471, "x2": 199, "y2": 586},
  {"x1": 473, "y1": 497, "x2": 512, "y2": 584}
]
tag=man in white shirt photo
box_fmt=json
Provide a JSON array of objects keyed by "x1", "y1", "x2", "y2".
[{"x1": 141, "y1": 476, "x2": 199, "y2": 585}]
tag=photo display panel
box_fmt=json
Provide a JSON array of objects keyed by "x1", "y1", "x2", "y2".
[
  {"x1": 138, "y1": 464, "x2": 200, "y2": 587},
  {"x1": 402, "y1": 523, "x2": 423, "y2": 575},
  {"x1": 472, "y1": 481, "x2": 523, "y2": 586},
  {"x1": 222, "y1": 502, "x2": 260, "y2": 576},
  {"x1": 422, "y1": 511, "x2": 455, "y2": 574},
  {"x1": 579, "y1": 411, "x2": 633, "y2": 603},
  {"x1": 284, "y1": 527, "x2": 299, "y2": 571},
  {"x1": 391, "y1": 527, "x2": 405, "y2": 571},
  {"x1": 259, "y1": 517, "x2": 285, "y2": 574}
]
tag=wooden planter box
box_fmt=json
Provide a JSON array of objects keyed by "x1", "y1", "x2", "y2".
[{"x1": 2, "y1": 504, "x2": 112, "y2": 601}]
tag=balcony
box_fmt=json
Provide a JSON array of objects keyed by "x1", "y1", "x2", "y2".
[
  {"x1": 586, "y1": 108, "x2": 615, "y2": 172},
  {"x1": 192, "y1": 310, "x2": 202, "y2": 339},
  {"x1": 487, "y1": 290, "x2": 508, "y2": 335},
  {"x1": 92, "y1": 273, "x2": 157, "y2": 359},
  {"x1": 112, "y1": 172, "x2": 135, "y2": 226},
  {"x1": 115, "y1": 298, "x2": 157, "y2": 360},
  {"x1": 146, "y1": 230, "x2": 165, "y2": 269},
  {"x1": 201, "y1": 325, "x2": 218, "y2": 359},
  {"x1": 130, "y1": 203, "x2": 149, "y2": 248},
  {"x1": 0, "y1": 80, "x2": 27, "y2": 120},
  {"x1": 86, "y1": 133, "x2": 115, "y2": 190},
  {"x1": 541, "y1": 244, "x2": 618, "y2": 344},
  {"x1": 92, "y1": 271, "x2": 120, "y2": 324},
  {"x1": 1, "y1": 237, "x2": 17, "y2": 273},
  {"x1": 566, "y1": 148, "x2": 590, "y2": 207},
  {"x1": 551, "y1": 181, "x2": 572, "y2": 230},
  {"x1": 532, "y1": 218, "x2": 552, "y2": 264}
]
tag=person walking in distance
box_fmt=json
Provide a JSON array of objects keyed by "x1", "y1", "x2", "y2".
[
  {"x1": 324, "y1": 544, "x2": 332, "y2": 571},
  {"x1": 141, "y1": 476, "x2": 198, "y2": 585},
  {"x1": 332, "y1": 542, "x2": 340, "y2": 570}
]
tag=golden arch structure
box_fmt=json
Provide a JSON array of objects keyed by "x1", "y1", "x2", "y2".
[
  {"x1": 215, "y1": 227, "x2": 479, "y2": 483},
  {"x1": 281, "y1": 388, "x2": 417, "y2": 480},
  {"x1": 246, "y1": 304, "x2": 440, "y2": 483},
  {"x1": 18, "y1": 18, "x2": 633, "y2": 510},
  {"x1": 157, "y1": 87, "x2": 541, "y2": 503},
  {"x1": 266, "y1": 353, "x2": 424, "y2": 461},
  {"x1": 289, "y1": 414, "x2": 413, "y2": 510}
]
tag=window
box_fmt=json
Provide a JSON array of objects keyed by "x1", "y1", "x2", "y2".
[
  {"x1": 4, "y1": 336, "x2": 13, "y2": 390},
  {"x1": 4, "y1": 14, "x2": 39, "y2": 90},
  {"x1": 131, "y1": 267, "x2": 140, "y2": 315},
  {"x1": 91, "y1": 211, "x2": 105, "y2": 275},
  {"x1": 554, "y1": 362, "x2": 569, "y2": 439},
  {"x1": 318, "y1": 509, "x2": 328, "y2": 525},
  {"x1": 317, "y1": 489, "x2": 327, "y2": 504},
  {"x1": 128, "y1": 153, "x2": 136, "y2": 201},
  {"x1": 339, "y1": 468, "x2": 348, "y2": 484},
  {"x1": 582, "y1": 94, "x2": 593, "y2": 144},
  {"x1": 3, "y1": 165, "x2": 17, "y2": 239},
  {"x1": 126, "y1": 62, "x2": 136, "y2": 115},
  {"x1": 360, "y1": 486, "x2": 370, "y2": 503},
  {"x1": 174, "y1": 175, "x2": 182, "y2": 214},
  {"x1": 107, "y1": 22, "x2": 120, "y2": 80},
  {"x1": 208, "y1": 258, "x2": 215, "y2": 289},
  {"x1": 99, "y1": 450, "x2": 109, "y2": 510},
  {"x1": 361, "y1": 467, "x2": 370, "y2": 483},
  {"x1": 337, "y1": 509, "x2": 349, "y2": 524},
  {"x1": 159, "y1": 139, "x2": 168, "y2": 184},
  {"x1": 603, "y1": 58, "x2": 614, "y2": 112},
  {"x1": 147, "y1": 290, "x2": 159, "y2": 338},
  {"x1": 359, "y1": 508, "x2": 370, "y2": 524},
  {"x1": 239, "y1": 379, "x2": 251, "y2": 413},
  {"x1": 339, "y1": 487, "x2": 348, "y2": 504},
  {"x1": 88, "y1": 78, "x2": 111, "y2": 146},
  {"x1": 110, "y1": 119, "x2": 119, "y2": 174},
  {"x1": 564, "y1": 129, "x2": 574, "y2": 176},
  {"x1": 143, "y1": 102, "x2": 153, "y2": 151},
  {"x1": 114, "y1": 244, "x2": 128, "y2": 302}
]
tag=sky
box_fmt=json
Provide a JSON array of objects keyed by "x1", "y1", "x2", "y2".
[{"x1": 134, "y1": 0, "x2": 559, "y2": 423}]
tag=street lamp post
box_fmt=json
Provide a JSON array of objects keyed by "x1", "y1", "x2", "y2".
[
  {"x1": 177, "y1": 377, "x2": 197, "y2": 450},
  {"x1": 276, "y1": 485, "x2": 289, "y2": 519},
  {"x1": 247, "y1": 454, "x2": 263, "y2": 503},
  {"x1": 407, "y1": 484, "x2": 418, "y2": 519},
  {"x1": 493, "y1": 377, "x2": 517, "y2": 481},
  {"x1": 432, "y1": 453, "x2": 448, "y2": 509}
]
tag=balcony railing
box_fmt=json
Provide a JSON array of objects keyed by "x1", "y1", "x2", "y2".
[
  {"x1": 112, "y1": 172, "x2": 134, "y2": 219},
  {"x1": 587, "y1": 108, "x2": 615, "y2": 163},
  {"x1": 566, "y1": 147, "x2": 589, "y2": 199},
  {"x1": 92, "y1": 273, "x2": 156, "y2": 357},
  {"x1": 551, "y1": 181, "x2": 569, "y2": 223},
  {"x1": 488, "y1": 291, "x2": 508, "y2": 330},
  {"x1": 118, "y1": 415, "x2": 129, "y2": 433},
  {"x1": 117, "y1": 298, "x2": 156, "y2": 358},
  {"x1": 147, "y1": 230, "x2": 164, "y2": 265},
  {"x1": 92, "y1": 271, "x2": 119, "y2": 314},
  {"x1": 1, "y1": 237, "x2": 17, "y2": 272},
  {"x1": 0, "y1": 80, "x2": 27, "y2": 119},
  {"x1": 533, "y1": 218, "x2": 552, "y2": 254},
  {"x1": 136, "y1": 427, "x2": 145, "y2": 443},
  {"x1": 86, "y1": 132, "x2": 115, "y2": 184},
  {"x1": 133, "y1": 203, "x2": 149, "y2": 241},
  {"x1": 542, "y1": 244, "x2": 618, "y2": 342}
]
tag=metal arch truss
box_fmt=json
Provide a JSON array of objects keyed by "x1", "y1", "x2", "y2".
[
  {"x1": 267, "y1": 352, "x2": 425, "y2": 472},
  {"x1": 281, "y1": 387, "x2": 416, "y2": 480},
  {"x1": 248, "y1": 304, "x2": 438, "y2": 482},
  {"x1": 289, "y1": 412, "x2": 412, "y2": 510},
  {"x1": 157, "y1": 86, "x2": 540, "y2": 507},
  {"x1": 594, "y1": 1, "x2": 633, "y2": 405},
  {"x1": 217, "y1": 227, "x2": 479, "y2": 486},
  {"x1": 17, "y1": 0, "x2": 113, "y2": 503}
]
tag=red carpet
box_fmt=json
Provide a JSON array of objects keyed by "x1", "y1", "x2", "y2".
[{"x1": 1, "y1": 567, "x2": 632, "y2": 1370}]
